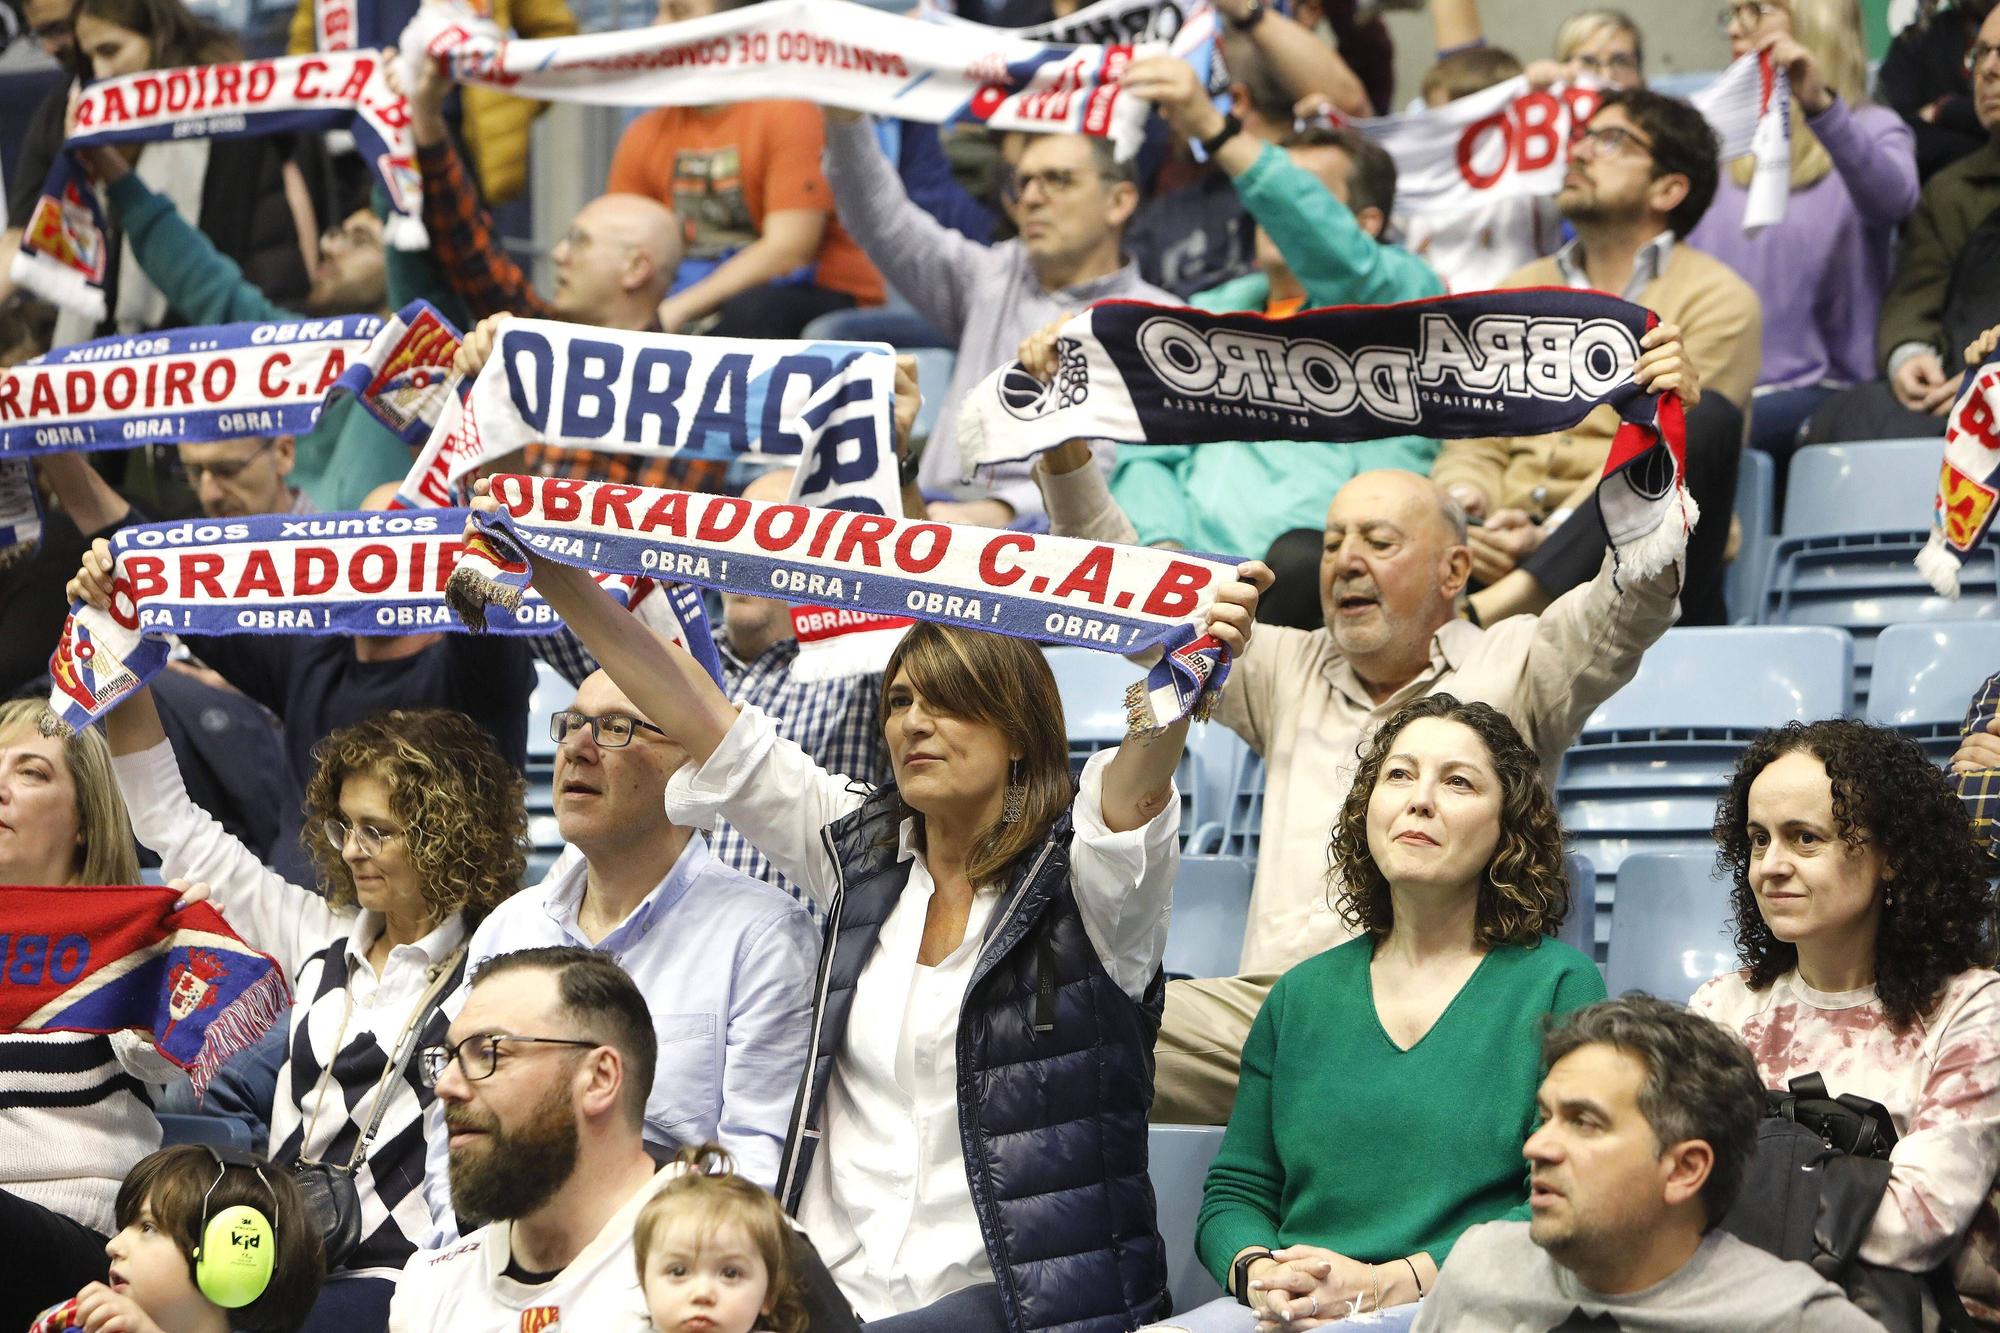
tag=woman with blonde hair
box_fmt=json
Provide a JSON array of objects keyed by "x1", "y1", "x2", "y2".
[
  {"x1": 1174, "y1": 694, "x2": 1604, "y2": 1330},
  {"x1": 57, "y1": 541, "x2": 529, "y2": 1333},
  {"x1": 0, "y1": 697, "x2": 188, "y2": 1328},
  {"x1": 1687, "y1": 0, "x2": 1919, "y2": 467},
  {"x1": 1554, "y1": 8, "x2": 1645, "y2": 88},
  {"x1": 487, "y1": 485, "x2": 1272, "y2": 1333}
]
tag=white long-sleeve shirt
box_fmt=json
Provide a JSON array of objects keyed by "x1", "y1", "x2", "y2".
[
  {"x1": 664, "y1": 705, "x2": 1179, "y2": 1317},
  {"x1": 1692, "y1": 967, "x2": 2000, "y2": 1319}
]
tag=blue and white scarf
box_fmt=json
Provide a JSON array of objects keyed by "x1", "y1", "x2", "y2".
[{"x1": 13, "y1": 51, "x2": 421, "y2": 319}]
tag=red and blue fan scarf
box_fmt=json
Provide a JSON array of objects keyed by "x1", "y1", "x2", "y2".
[
  {"x1": 12, "y1": 50, "x2": 420, "y2": 320},
  {"x1": 0, "y1": 886, "x2": 289, "y2": 1099},
  {"x1": 958, "y1": 287, "x2": 1696, "y2": 583},
  {"x1": 1919, "y1": 340, "x2": 2000, "y2": 597}
]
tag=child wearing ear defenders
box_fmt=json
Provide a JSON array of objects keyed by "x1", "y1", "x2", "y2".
[
  {"x1": 29, "y1": 1145, "x2": 324, "y2": 1333},
  {"x1": 634, "y1": 1146, "x2": 809, "y2": 1333}
]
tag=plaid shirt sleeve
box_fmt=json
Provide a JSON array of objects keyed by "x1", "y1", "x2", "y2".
[
  {"x1": 1958, "y1": 671, "x2": 2000, "y2": 854},
  {"x1": 417, "y1": 138, "x2": 554, "y2": 322},
  {"x1": 818, "y1": 672, "x2": 888, "y2": 789}
]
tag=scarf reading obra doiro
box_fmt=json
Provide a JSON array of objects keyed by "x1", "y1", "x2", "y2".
[
  {"x1": 1917, "y1": 342, "x2": 2000, "y2": 597},
  {"x1": 958, "y1": 288, "x2": 1695, "y2": 582},
  {"x1": 44, "y1": 510, "x2": 721, "y2": 731},
  {"x1": 13, "y1": 51, "x2": 420, "y2": 319},
  {"x1": 0, "y1": 887, "x2": 288, "y2": 1099},
  {"x1": 402, "y1": 0, "x2": 1155, "y2": 159},
  {"x1": 449, "y1": 474, "x2": 1241, "y2": 731},
  {"x1": 420, "y1": 317, "x2": 913, "y2": 678}
]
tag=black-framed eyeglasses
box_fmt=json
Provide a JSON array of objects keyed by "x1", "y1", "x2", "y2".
[
  {"x1": 322, "y1": 817, "x2": 415, "y2": 858},
  {"x1": 1001, "y1": 166, "x2": 1102, "y2": 203},
  {"x1": 1968, "y1": 41, "x2": 2000, "y2": 74},
  {"x1": 549, "y1": 709, "x2": 668, "y2": 749},
  {"x1": 419, "y1": 1033, "x2": 602, "y2": 1087},
  {"x1": 182, "y1": 439, "x2": 278, "y2": 485},
  {"x1": 1717, "y1": 2, "x2": 1780, "y2": 34},
  {"x1": 1571, "y1": 125, "x2": 1654, "y2": 160}
]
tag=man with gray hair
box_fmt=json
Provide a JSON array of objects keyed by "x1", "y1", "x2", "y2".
[
  {"x1": 1413, "y1": 995, "x2": 1884, "y2": 1331},
  {"x1": 1033, "y1": 447, "x2": 1681, "y2": 1123}
]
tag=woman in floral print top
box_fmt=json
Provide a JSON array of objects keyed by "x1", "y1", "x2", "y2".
[{"x1": 1691, "y1": 718, "x2": 2000, "y2": 1322}]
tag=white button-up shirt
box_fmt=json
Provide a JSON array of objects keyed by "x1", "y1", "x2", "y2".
[{"x1": 665, "y1": 705, "x2": 1178, "y2": 1318}]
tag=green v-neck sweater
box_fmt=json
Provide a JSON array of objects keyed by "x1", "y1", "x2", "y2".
[{"x1": 1197, "y1": 935, "x2": 1606, "y2": 1285}]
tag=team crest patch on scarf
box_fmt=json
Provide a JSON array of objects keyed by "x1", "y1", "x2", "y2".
[
  {"x1": 1918, "y1": 342, "x2": 2000, "y2": 597},
  {"x1": 959, "y1": 288, "x2": 1696, "y2": 581},
  {"x1": 43, "y1": 509, "x2": 718, "y2": 731},
  {"x1": 0, "y1": 886, "x2": 289, "y2": 1099},
  {"x1": 447, "y1": 473, "x2": 1241, "y2": 731},
  {"x1": 13, "y1": 51, "x2": 422, "y2": 319},
  {"x1": 329, "y1": 299, "x2": 466, "y2": 452},
  {"x1": 400, "y1": 0, "x2": 1157, "y2": 159}
]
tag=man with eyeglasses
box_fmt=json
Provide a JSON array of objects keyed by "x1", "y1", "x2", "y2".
[
  {"x1": 821, "y1": 95, "x2": 1174, "y2": 530},
  {"x1": 391, "y1": 946, "x2": 856, "y2": 1333},
  {"x1": 1808, "y1": 3, "x2": 2000, "y2": 444},
  {"x1": 1879, "y1": 0, "x2": 1999, "y2": 182},
  {"x1": 415, "y1": 658, "x2": 818, "y2": 1239},
  {"x1": 1431, "y1": 89, "x2": 1760, "y2": 628}
]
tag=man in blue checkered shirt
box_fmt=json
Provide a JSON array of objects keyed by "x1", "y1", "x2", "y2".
[{"x1": 1954, "y1": 669, "x2": 2000, "y2": 854}]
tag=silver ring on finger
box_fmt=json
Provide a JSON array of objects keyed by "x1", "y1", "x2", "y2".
[{"x1": 1306, "y1": 1296, "x2": 1319, "y2": 1319}]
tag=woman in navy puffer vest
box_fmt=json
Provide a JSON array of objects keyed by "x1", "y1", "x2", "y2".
[{"x1": 521, "y1": 544, "x2": 1272, "y2": 1333}]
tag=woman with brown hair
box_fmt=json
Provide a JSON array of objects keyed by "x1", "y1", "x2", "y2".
[
  {"x1": 497, "y1": 501, "x2": 1271, "y2": 1333},
  {"x1": 1179, "y1": 694, "x2": 1604, "y2": 1331},
  {"x1": 79, "y1": 672, "x2": 525, "y2": 1332}
]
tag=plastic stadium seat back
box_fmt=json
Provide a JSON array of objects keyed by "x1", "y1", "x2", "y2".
[
  {"x1": 1560, "y1": 853, "x2": 1600, "y2": 962},
  {"x1": 1222, "y1": 749, "x2": 1266, "y2": 859},
  {"x1": 1047, "y1": 646, "x2": 1142, "y2": 745},
  {"x1": 1165, "y1": 856, "x2": 1253, "y2": 980},
  {"x1": 1780, "y1": 441, "x2": 1949, "y2": 537},
  {"x1": 1867, "y1": 623, "x2": 2000, "y2": 762},
  {"x1": 1576, "y1": 626, "x2": 1852, "y2": 734},
  {"x1": 527, "y1": 662, "x2": 578, "y2": 761},
  {"x1": 1149, "y1": 1125, "x2": 1229, "y2": 1310},
  {"x1": 912, "y1": 349, "x2": 956, "y2": 446},
  {"x1": 1604, "y1": 853, "x2": 1738, "y2": 1004},
  {"x1": 1728, "y1": 448, "x2": 1775, "y2": 625}
]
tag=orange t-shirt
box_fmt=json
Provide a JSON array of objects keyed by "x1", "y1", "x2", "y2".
[{"x1": 608, "y1": 100, "x2": 884, "y2": 306}]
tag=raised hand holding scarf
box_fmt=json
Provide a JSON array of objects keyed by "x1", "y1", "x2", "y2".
[{"x1": 1918, "y1": 340, "x2": 2000, "y2": 597}]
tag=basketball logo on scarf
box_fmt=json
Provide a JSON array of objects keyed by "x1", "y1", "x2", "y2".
[{"x1": 1001, "y1": 337, "x2": 1089, "y2": 421}]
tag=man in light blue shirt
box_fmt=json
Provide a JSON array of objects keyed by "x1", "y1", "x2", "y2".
[{"x1": 421, "y1": 663, "x2": 820, "y2": 1241}]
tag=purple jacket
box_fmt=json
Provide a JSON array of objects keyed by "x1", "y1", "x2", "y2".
[{"x1": 1687, "y1": 97, "x2": 1918, "y2": 392}]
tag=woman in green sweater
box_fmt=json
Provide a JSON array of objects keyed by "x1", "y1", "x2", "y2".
[{"x1": 1189, "y1": 693, "x2": 1606, "y2": 1329}]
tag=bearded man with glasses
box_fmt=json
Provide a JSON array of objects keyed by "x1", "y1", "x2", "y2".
[{"x1": 413, "y1": 654, "x2": 818, "y2": 1248}]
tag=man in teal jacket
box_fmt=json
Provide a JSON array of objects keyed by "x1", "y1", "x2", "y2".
[
  {"x1": 84, "y1": 148, "x2": 469, "y2": 512},
  {"x1": 1115, "y1": 57, "x2": 1445, "y2": 576}
]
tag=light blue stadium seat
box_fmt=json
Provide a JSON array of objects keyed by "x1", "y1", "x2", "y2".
[
  {"x1": 1221, "y1": 748, "x2": 1265, "y2": 860},
  {"x1": 1047, "y1": 647, "x2": 1208, "y2": 841},
  {"x1": 1603, "y1": 853, "x2": 1737, "y2": 1004},
  {"x1": 1560, "y1": 853, "x2": 1599, "y2": 964},
  {"x1": 527, "y1": 661, "x2": 578, "y2": 763},
  {"x1": 911, "y1": 349, "x2": 957, "y2": 448},
  {"x1": 1150, "y1": 1125, "x2": 1228, "y2": 1311},
  {"x1": 1165, "y1": 856, "x2": 1253, "y2": 980},
  {"x1": 1761, "y1": 441, "x2": 1996, "y2": 708},
  {"x1": 158, "y1": 1112, "x2": 253, "y2": 1152},
  {"x1": 1559, "y1": 626, "x2": 1852, "y2": 946},
  {"x1": 1727, "y1": 448, "x2": 1774, "y2": 625},
  {"x1": 1866, "y1": 621, "x2": 2000, "y2": 763},
  {"x1": 1185, "y1": 724, "x2": 1246, "y2": 853}
]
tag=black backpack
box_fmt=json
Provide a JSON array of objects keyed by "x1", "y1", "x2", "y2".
[{"x1": 1719, "y1": 1073, "x2": 1981, "y2": 1332}]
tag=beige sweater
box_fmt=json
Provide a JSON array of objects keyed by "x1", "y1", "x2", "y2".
[{"x1": 1429, "y1": 244, "x2": 1762, "y2": 518}]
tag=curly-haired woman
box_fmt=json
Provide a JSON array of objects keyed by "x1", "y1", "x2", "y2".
[
  {"x1": 1182, "y1": 694, "x2": 1605, "y2": 1331},
  {"x1": 96, "y1": 682, "x2": 526, "y2": 1333},
  {"x1": 1690, "y1": 719, "x2": 2000, "y2": 1322}
]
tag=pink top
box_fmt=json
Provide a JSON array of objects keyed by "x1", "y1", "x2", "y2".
[{"x1": 1691, "y1": 967, "x2": 2000, "y2": 1318}]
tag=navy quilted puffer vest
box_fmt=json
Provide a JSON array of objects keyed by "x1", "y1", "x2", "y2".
[{"x1": 776, "y1": 785, "x2": 1169, "y2": 1333}]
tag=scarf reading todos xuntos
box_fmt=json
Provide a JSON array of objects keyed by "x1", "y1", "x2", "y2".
[
  {"x1": 958, "y1": 288, "x2": 1696, "y2": 581},
  {"x1": 0, "y1": 887, "x2": 288, "y2": 1099}
]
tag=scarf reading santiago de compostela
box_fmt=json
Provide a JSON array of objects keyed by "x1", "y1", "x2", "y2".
[
  {"x1": 13, "y1": 49, "x2": 421, "y2": 319},
  {"x1": 958, "y1": 288, "x2": 1696, "y2": 581}
]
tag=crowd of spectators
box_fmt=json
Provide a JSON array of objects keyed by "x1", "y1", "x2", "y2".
[{"x1": 1, "y1": 0, "x2": 1999, "y2": 1330}]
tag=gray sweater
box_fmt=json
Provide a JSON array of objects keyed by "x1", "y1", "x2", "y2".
[
  {"x1": 823, "y1": 117, "x2": 1174, "y2": 522},
  {"x1": 1412, "y1": 1221, "x2": 1888, "y2": 1333}
]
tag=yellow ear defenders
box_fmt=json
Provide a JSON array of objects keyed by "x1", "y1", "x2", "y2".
[{"x1": 190, "y1": 1146, "x2": 278, "y2": 1310}]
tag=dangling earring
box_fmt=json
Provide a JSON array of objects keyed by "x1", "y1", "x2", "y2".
[
  {"x1": 1001, "y1": 758, "x2": 1025, "y2": 823},
  {"x1": 1884, "y1": 890, "x2": 1895, "y2": 909}
]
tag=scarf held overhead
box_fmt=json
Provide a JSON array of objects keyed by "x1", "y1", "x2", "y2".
[
  {"x1": 0, "y1": 887, "x2": 288, "y2": 1099},
  {"x1": 426, "y1": 317, "x2": 912, "y2": 677},
  {"x1": 402, "y1": 0, "x2": 1155, "y2": 158},
  {"x1": 1917, "y1": 341, "x2": 2000, "y2": 597},
  {"x1": 13, "y1": 50, "x2": 421, "y2": 319},
  {"x1": 44, "y1": 509, "x2": 720, "y2": 731},
  {"x1": 449, "y1": 473, "x2": 1241, "y2": 730},
  {"x1": 959, "y1": 288, "x2": 1694, "y2": 579}
]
